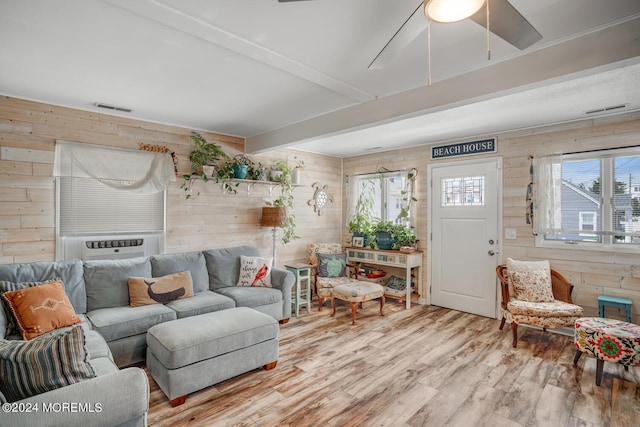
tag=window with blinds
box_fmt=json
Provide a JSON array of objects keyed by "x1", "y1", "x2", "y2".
[
  {"x1": 538, "y1": 147, "x2": 640, "y2": 250},
  {"x1": 58, "y1": 177, "x2": 165, "y2": 236}
]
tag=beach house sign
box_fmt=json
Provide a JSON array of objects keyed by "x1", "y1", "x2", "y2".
[{"x1": 431, "y1": 138, "x2": 496, "y2": 159}]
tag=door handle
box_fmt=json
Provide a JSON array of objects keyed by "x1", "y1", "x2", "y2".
[{"x1": 488, "y1": 250, "x2": 495, "y2": 256}]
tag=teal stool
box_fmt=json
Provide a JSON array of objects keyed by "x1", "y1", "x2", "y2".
[{"x1": 598, "y1": 295, "x2": 632, "y2": 322}]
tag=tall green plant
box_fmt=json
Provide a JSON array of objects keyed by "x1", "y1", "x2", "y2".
[
  {"x1": 348, "y1": 179, "x2": 378, "y2": 235},
  {"x1": 188, "y1": 132, "x2": 228, "y2": 173}
]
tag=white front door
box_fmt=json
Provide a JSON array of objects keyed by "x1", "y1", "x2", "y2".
[{"x1": 429, "y1": 158, "x2": 501, "y2": 318}]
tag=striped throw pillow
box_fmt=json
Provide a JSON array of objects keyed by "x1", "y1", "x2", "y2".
[{"x1": 0, "y1": 326, "x2": 96, "y2": 402}]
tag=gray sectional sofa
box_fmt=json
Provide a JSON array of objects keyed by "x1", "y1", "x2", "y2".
[{"x1": 0, "y1": 246, "x2": 294, "y2": 427}]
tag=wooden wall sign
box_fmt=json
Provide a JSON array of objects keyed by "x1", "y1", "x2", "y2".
[{"x1": 431, "y1": 138, "x2": 497, "y2": 160}]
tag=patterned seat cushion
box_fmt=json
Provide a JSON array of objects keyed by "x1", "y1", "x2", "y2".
[
  {"x1": 574, "y1": 317, "x2": 640, "y2": 366},
  {"x1": 332, "y1": 282, "x2": 384, "y2": 303},
  {"x1": 316, "y1": 277, "x2": 358, "y2": 298},
  {"x1": 507, "y1": 299, "x2": 583, "y2": 317}
]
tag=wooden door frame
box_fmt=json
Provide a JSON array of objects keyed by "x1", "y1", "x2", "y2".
[{"x1": 426, "y1": 156, "x2": 503, "y2": 318}]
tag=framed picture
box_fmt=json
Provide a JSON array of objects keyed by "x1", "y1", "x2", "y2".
[{"x1": 352, "y1": 236, "x2": 364, "y2": 248}]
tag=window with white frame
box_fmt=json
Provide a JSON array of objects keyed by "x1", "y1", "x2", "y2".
[
  {"x1": 534, "y1": 147, "x2": 640, "y2": 250},
  {"x1": 353, "y1": 172, "x2": 404, "y2": 224}
]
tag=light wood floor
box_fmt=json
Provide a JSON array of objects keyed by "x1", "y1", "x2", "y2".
[{"x1": 145, "y1": 301, "x2": 640, "y2": 427}]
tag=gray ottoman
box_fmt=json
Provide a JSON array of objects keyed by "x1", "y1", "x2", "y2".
[{"x1": 146, "y1": 307, "x2": 279, "y2": 406}]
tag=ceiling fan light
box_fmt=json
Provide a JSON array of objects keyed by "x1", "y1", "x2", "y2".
[{"x1": 425, "y1": 0, "x2": 485, "y2": 23}]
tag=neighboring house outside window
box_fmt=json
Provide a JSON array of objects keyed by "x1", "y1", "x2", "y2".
[
  {"x1": 579, "y1": 211, "x2": 597, "y2": 236},
  {"x1": 535, "y1": 148, "x2": 640, "y2": 251}
]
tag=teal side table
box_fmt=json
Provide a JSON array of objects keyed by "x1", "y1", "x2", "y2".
[
  {"x1": 285, "y1": 263, "x2": 312, "y2": 317},
  {"x1": 598, "y1": 294, "x2": 632, "y2": 322}
]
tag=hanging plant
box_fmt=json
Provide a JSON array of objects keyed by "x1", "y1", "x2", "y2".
[{"x1": 265, "y1": 159, "x2": 298, "y2": 244}]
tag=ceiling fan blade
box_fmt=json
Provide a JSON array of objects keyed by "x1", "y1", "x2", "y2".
[
  {"x1": 368, "y1": 2, "x2": 427, "y2": 69},
  {"x1": 469, "y1": 0, "x2": 542, "y2": 50}
]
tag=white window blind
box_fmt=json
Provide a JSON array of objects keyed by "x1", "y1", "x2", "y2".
[{"x1": 58, "y1": 177, "x2": 165, "y2": 236}]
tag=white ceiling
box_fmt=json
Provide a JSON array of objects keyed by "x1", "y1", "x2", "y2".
[{"x1": 1, "y1": 0, "x2": 639, "y2": 157}]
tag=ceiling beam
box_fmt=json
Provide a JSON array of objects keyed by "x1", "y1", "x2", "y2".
[{"x1": 245, "y1": 17, "x2": 640, "y2": 154}]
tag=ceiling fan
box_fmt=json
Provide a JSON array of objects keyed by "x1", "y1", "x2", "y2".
[{"x1": 277, "y1": 0, "x2": 542, "y2": 70}]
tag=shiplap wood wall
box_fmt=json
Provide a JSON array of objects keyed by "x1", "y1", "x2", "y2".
[
  {"x1": 343, "y1": 113, "x2": 640, "y2": 323},
  {"x1": 0, "y1": 96, "x2": 342, "y2": 267},
  {"x1": 2, "y1": 95, "x2": 640, "y2": 322}
]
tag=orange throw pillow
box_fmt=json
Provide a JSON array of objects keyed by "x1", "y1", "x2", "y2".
[
  {"x1": 1, "y1": 280, "x2": 81, "y2": 340},
  {"x1": 128, "y1": 271, "x2": 194, "y2": 307}
]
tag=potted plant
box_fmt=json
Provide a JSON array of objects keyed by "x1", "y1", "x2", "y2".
[
  {"x1": 270, "y1": 159, "x2": 292, "y2": 184},
  {"x1": 231, "y1": 154, "x2": 254, "y2": 180},
  {"x1": 265, "y1": 159, "x2": 297, "y2": 244},
  {"x1": 348, "y1": 179, "x2": 378, "y2": 247},
  {"x1": 396, "y1": 167, "x2": 418, "y2": 228},
  {"x1": 216, "y1": 160, "x2": 239, "y2": 194},
  {"x1": 252, "y1": 162, "x2": 267, "y2": 181},
  {"x1": 373, "y1": 220, "x2": 397, "y2": 250},
  {"x1": 292, "y1": 157, "x2": 305, "y2": 185},
  {"x1": 392, "y1": 224, "x2": 418, "y2": 250},
  {"x1": 188, "y1": 131, "x2": 228, "y2": 177}
]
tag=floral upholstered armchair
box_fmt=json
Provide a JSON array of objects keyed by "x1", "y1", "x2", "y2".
[
  {"x1": 496, "y1": 258, "x2": 584, "y2": 348},
  {"x1": 307, "y1": 243, "x2": 360, "y2": 310}
]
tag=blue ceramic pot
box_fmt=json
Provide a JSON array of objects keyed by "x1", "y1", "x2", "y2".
[
  {"x1": 232, "y1": 164, "x2": 249, "y2": 179},
  {"x1": 375, "y1": 231, "x2": 395, "y2": 250}
]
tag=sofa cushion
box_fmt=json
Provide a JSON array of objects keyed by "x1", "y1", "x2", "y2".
[
  {"x1": 87, "y1": 304, "x2": 176, "y2": 342},
  {"x1": 204, "y1": 246, "x2": 261, "y2": 290},
  {"x1": 128, "y1": 271, "x2": 194, "y2": 307},
  {"x1": 215, "y1": 286, "x2": 282, "y2": 308},
  {"x1": 0, "y1": 259, "x2": 87, "y2": 313},
  {"x1": 0, "y1": 326, "x2": 96, "y2": 402},
  {"x1": 2, "y1": 280, "x2": 82, "y2": 340},
  {"x1": 89, "y1": 356, "x2": 119, "y2": 377},
  {"x1": 150, "y1": 252, "x2": 210, "y2": 293},
  {"x1": 84, "y1": 257, "x2": 151, "y2": 311},
  {"x1": 165, "y1": 290, "x2": 235, "y2": 318}
]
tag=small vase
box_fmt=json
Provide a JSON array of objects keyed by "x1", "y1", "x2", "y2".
[
  {"x1": 292, "y1": 169, "x2": 301, "y2": 185},
  {"x1": 255, "y1": 168, "x2": 267, "y2": 181}
]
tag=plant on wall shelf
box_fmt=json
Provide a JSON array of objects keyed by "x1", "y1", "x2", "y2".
[
  {"x1": 231, "y1": 154, "x2": 255, "y2": 180},
  {"x1": 181, "y1": 132, "x2": 230, "y2": 199},
  {"x1": 188, "y1": 131, "x2": 228, "y2": 175}
]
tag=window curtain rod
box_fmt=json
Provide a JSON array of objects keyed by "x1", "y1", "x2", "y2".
[{"x1": 530, "y1": 143, "x2": 640, "y2": 159}]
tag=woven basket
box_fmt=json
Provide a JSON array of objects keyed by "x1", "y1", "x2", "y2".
[{"x1": 261, "y1": 206, "x2": 287, "y2": 227}]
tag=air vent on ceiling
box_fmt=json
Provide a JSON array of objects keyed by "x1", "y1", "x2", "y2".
[
  {"x1": 94, "y1": 102, "x2": 133, "y2": 113},
  {"x1": 585, "y1": 104, "x2": 627, "y2": 115}
]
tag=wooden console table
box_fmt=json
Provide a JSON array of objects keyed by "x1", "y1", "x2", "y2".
[{"x1": 346, "y1": 248, "x2": 423, "y2": 309}]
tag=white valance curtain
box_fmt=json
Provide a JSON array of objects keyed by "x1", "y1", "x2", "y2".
[
  {"x1": 53, "y1": 140, "x2": 176, "y2": 194},
  {"x1": 532, "y1": 154, "x2": 563, "y2": 235}
]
